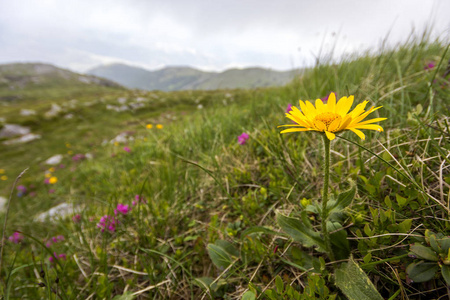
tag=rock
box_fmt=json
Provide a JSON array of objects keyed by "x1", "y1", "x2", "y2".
[
  {"x1": 117, "y1": 97, "x2": 127, "y2": 104},
  {"x1": 44, "y1": 104, "x2": 62, "y2": 118},
  {"x1": 34, "y1": 203, "x2": 82, "y2": 222},
  {"x1": 3, "y1": 133, "x2": 41, "y2": 145},
  {"x1": 20, "y1": 109, "x2": 36, "y2": 116},
  {"x1": 0, "y1": 124, "x2": 30, "y2": 138},
  {"x1": 45, "y1": 154, "x2": 63, "y2": 165},
  {"x1": 0, "y1": 196, "x2": 7, "y2": 212},
  {"x1": 110, "y1": 132, "x2": 134, "y2": 144}
]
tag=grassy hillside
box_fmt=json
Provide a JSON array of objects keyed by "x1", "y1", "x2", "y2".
[
  {"x1": 0, "y1": 63, "x2": 123, "y2": 104},
  {"x1": 0, "y1": 37, "x2": 449, "y2": 299},
  {"x1": 88, "y1": 63, "x2": 299, "y2": 91}
]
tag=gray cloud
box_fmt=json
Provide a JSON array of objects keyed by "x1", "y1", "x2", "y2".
[{"x1": 0, "y1": 0, "x2": 448, "y2": 73}]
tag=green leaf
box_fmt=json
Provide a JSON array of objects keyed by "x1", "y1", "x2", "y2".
[
  {"x1": 429, "y1": 235, "x2": 441, "y2": 253},
  {"x1": 215, "y1": 240, "x2": 239, "y2": 257},
  {"x1": 275, "y1": 275, "x2": 284, "y2": 293},
  {"x1": 410, "y1": 243, "x2": 438, "y2": 261},
  {"x1": 441, "y1": 265, "x2": 450, "y2": 286},
  {"x1": 335, "y1": 185, "x2": 356, "y2": 209},
  {"x1": 111, "y1": 292, "x2": 135, "y2": 300},
  {"x1": 207, "y1": 244, "x2": 233, "y2": 269},
  {"x1": 193, "y1": 277, "x2": 214, "y2": 291},
  {"x1": 328, "y1": 221, "x2": 350, "y2": 260},
  {"x1": 398, "y1": 219, "x2": 412, "y2": 233},
  {"x1": 441, "y1": 238, "x2": 450, "y2": 253},
  {"x1": 241, "y1": 290, "x2": 256, "y2": 300},
  {"x1": 335, "y1": 257, "x2": 383, "y2": 300},
  {"x1": 406, "y1": 262, "x2": 439, "y2": 282},
  {"x1": 240, "y1": 226, "x2": 279, "y2": 238},
  {"x1": 276, "y1": 212, "x2": 326, "y2": 251},
  {"x1": 395, "y1": 194, "x2": 408, "y2": 208}
]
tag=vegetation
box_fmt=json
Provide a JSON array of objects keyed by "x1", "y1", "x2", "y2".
[{"x1": 0, "y1": 35, "x2": 449, "y2": 299}]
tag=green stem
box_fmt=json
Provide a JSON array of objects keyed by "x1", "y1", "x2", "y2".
[{"x1": 321, "y1": 135, "x2": 335, "y2": 261}]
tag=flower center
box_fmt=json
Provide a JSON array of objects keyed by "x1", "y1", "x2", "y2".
[{"x1": 314, "y1": 112, "x2": 341, "y2": 129}]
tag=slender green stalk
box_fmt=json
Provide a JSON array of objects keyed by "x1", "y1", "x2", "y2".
[{"x1": 321, "y1": 135, "x2": 335, "y2": 261}]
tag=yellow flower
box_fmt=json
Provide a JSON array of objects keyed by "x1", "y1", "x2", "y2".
[
  {"x1": 279, "y1": 93, "x2": 386, "y2": 140},
  {"x1": 146, "y1": 124, "x2": 153, "y2": 129},
  {"x1": 0, "y1": 175, "x2": 7, "y2": 181},
  {"x1": 66, "y1": 143, "x2": 71, "y2": 148},
  {"x1": 156, "y1": 124, "x2": 163, "y2": 129},
  {"x1": 45, "y1": 173, "x2": 52, "y2": 178},
  {"x1": 48, "y1": 167, "x2": 56, "y2": 173},
  {"x1": 49, "y1": 176, "x2": 58, "y2": 184},
  {"x1": 0, "y1": 169, "x2": 4, "y2": 174},
  {"x1": 68, "y1": 150, "x2": 73, "y2": 155}
]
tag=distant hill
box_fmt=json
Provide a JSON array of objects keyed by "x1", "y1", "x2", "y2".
[
  {"x1": 88, "y1": 63, "x2": 300, "y2": 91},
  {"x1": 0, "y1": 63, "x2": 123, "y2": 102}
]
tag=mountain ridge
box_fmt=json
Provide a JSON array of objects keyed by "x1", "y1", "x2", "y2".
[{"x1": 88, "y1": 63, "x2": 300, "y2": 91}]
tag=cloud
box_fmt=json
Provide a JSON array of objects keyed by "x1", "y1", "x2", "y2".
[{"x1": 0, "y1": 0, "x2": 449, "y2": 72}]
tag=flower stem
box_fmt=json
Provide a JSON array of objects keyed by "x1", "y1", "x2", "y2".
[{"x1": 321, "y1": 135, "x2": 335, "y2": 261}]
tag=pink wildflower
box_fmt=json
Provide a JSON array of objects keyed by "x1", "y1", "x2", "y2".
[
  {"x1": 114, "y1": 203, "x2": 131, "y2": 215},
  {"x1": 48, "y1": 189, "x2": 55, "y2": 194},
  {"x1": 8, "y1": 232, "x2": 24, "y2": 244},
  {"x1": 425, "y1": 62, "x2": 435, "y2": 70},
  {"x1": 49, "y1": 252, "x2": 67, "y2": 263},
  {"x1": 44, "y1": 178, "x2": 50, "y2": 184},
  {"x1": 72, "y1": 154, "x2": 86, "y2": 162},
  {"x1": 238, "y1": 133, "x2": 250, "y2": 145},
  {"x1": 133, "y1": 195, "x2": 147, "y2": 206},
  {"x1": 16, "y1": 185, "x2": 27, "y2": 192},
  {"x1": 286, "y1": 104, "x2": 293, "y2": 113},
  {"x1": 123, "y1": 146, "x2": 131, "y2": 153},
  {"x1": 72, "y1": 214, "x2": 81, "y2": 223},
  {"x1": 97, "y1": 215, "x2": 117, "y2": 232}
]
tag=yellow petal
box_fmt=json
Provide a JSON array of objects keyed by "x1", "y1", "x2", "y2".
[
  {"x1": 350, "y1": 106, "x2": 382, "y2": 126},
  {"x1": 349, "y1": 100, "x2": 369, "y2": 118},
  {"x1": 349, "y1": 128, "x2": 366, "y2": 140},
  {"x1": 328, "y1": 118, "x2": 341, "y2": 132},
  {"x1": 315, "y1": 98, "x2": 325, "y2": 114},
  {"x1": 286, "y1": 113, "x2": 310, "y2": 128},
  {"x1": 327, "y1": 93, "x2": 336, "y2": 112},
  {"x1": 299, "y1": 100, "x2": 310, "y2": 116},
  {"x1": 352, "y1": 124, "x2": 384, "y2": 132},
  {"x1": 325, "y1": 131, "x2": 336, "y2": 140},
  {"x1": 337, "y1": 115, "x2": 352, "y2": 131},
  {"x1": 336, "y1": 95, "x2": 354, "y2": 116},
  {"x1": 355, "y1": 117, "x2": 387, "y2": 126},
  {"x1": 305, "y1": 100, "x2": 317, "y2": 117},
  {"x1": 290, "y1": 106, "x2": 306, "y2": 117},
  {"x1": 314, "y1": 120, "x2": 326, "y2": 131},
  {"x1": 278, "y1": 124, "x2": 307, "y2": 127},
  {"x1": 280, "y1": 128, "x2": 311, "y2": 134}
]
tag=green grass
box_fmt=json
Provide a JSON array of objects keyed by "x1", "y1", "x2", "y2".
[{"x1": 0, "y1": 34, "x2": 449, "y2": 299}]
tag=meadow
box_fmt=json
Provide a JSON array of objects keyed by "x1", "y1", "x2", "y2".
[{"x1": 0, "y1": 35, "x2": 449, "y2": 299}]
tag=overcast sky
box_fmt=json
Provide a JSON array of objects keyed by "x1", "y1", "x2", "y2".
[{"x1": 0, "y1": 0, "x2": 449, "y2": 73}]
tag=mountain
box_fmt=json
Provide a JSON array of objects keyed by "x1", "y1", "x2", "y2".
[
  {"x1": 0, "y1": 63, "x2": 123, "y2": 102},
  {"x1": 88, "y1": 63, "x2": 300, "y2": 91}
]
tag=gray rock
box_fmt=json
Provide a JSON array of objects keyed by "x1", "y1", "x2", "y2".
[
  {"x1": 45, "y1": 154, "x2": 63, "y2": 165},
  {"x1": 0, "y1": 124, "x2": 31, "y2": 138},
  {"x1": 3, "y1": 133, "x2": 41, "y2": 145},
  {"x1": 34, "y1": 203, "x2": 82, "y2": 222},
  {"x1": 0, "y1": 196, "x2": 7, "y2": 212}
]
